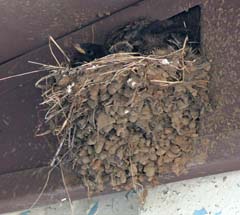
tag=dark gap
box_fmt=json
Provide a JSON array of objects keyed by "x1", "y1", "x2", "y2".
[{"x1": 70, "y1": 6, "x2": 201, "y2": 67}]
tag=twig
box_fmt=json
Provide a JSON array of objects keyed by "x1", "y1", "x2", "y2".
[
  {"x1": 181, "y1": 36, "x2": 189, "y2": 81},
  {"x1": 92, "y1": 108, "x2": 96, "y2": 129},
  {"x1": 129, "y1": 157, "x2": 137, "y2": 191},
  {"x1": 49, "y1": 37, "x2": 61, "y2": 67},
  {"x1": 50, "y1": 137, "x2": 66, "y2": 167},
  {"x1": 58, "y1": 118, "x2": 69, "y2": 135},
  {"x1": 49, "y1": 36, "x2": 71, "y2": 64},
  {"x1": 45, "y1": 105, "x2": 68, "y2": 122},
  {"x1": 60, "y1": 164, "x2": 74, "y2": 215},
  {"x1": 150, "y1": 79, "x2": 208, "y2": 86},
  {"x1": 70, "y1": 126, "x2": 77, "y2": 149},
  {"x1": 68, "y1": 128, "x2": 71, "y2": 149},
  {"x1": 28, "y1": 168, "x2": 53, "y2": 210},
  {"x1": 0, "y1": 69, "x2": 48, "y2": 82},
  {"x1": 84, "y1": 176, "x2": 91, "y2": 200},
  {"x1": 35, "y1": 129, "x2": 52, "y2": 137},
  {"x1": 57, "y1": 101, "x2": 76, "y2": 135},
  {"x1": 35, "y1": 72, "x2": 57, "y2": 88},
  {"x1": 28, "y1": 61, "x2": 65, "y2": 69},
  {"x1": 150, "y1": 80, "x2": 183, "y2": 85}
]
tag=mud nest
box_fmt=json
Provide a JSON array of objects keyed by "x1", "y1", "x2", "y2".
[
  {"x1": 36, "y1": 41, "x2": 210, "y2": 193},
  {"x1": 36, "y1": 15, "x2": 210, "y2": 194}
]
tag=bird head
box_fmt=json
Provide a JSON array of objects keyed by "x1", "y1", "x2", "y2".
[{"x1": 70, "y1": 43, "x2": 108, "y2": 67}]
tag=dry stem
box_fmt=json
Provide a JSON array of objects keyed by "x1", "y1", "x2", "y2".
[
  {"x1": 49, "y1": 36, "x2": 71, "y2": 64},
  {"x1": 60, "y1": 164, "x2": 74, "y2": 215},
  {"x1": 28, "y1": 168, "x2": 53, "y2": 210}
]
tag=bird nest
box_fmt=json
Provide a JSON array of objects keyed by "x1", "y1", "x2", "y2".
[{"x1": 36, "y1": 44, "x2": 210, "y2": 194}]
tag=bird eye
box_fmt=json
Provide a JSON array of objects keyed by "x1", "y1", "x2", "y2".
[{"x1": 86, "y1": 49, "x2": 94, "y2": 56}]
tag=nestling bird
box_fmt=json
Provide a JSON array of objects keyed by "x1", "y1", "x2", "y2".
[
  {"x1": 105, "y1": 18, "x2": 197, "y2": 54},
  {"x1": 70, "y1": 43, "x2": 108, "y2": 67}
]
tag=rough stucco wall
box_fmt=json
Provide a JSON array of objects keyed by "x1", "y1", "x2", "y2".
[
  {"x1": 201, "y1": 0, "x2": 240, "y2": 131},
  {"x1": 199, "y1": 0, "x2": 240, "y2": 162}
]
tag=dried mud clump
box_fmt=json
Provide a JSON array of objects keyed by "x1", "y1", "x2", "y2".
[{"x1": 36, "y1": 44, "x2": 210, "y2": 193}]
